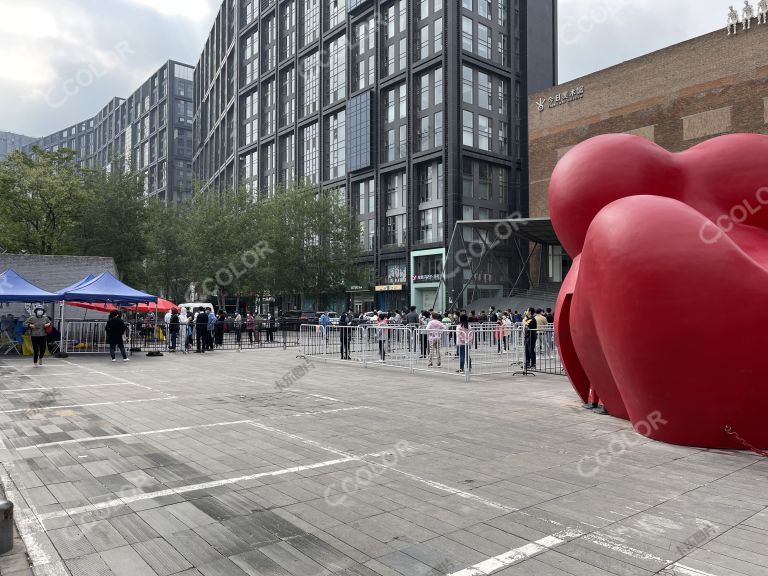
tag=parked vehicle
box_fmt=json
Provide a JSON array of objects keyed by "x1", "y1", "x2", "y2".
[
  {"x1": 279, "y1": 310, "x2": 317, "y2": 330},
  {"x1": 318, "y1": 311, "x2": 340, "y2": 325}
]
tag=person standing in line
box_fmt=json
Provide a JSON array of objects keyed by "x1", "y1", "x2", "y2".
[
  {"x1": 196, "y1": 307, "x2": 208, "y2": 353},
  {"x1": 319, "y1": 311, "x2": 331, "y2": 340},
  {"x1": 495, "y1": 319, "x2": 505, "y2": 354},
  {"x1": 405, "y1": 306, "x2": 419, "y2": 352},
  {"x1": 426, "y1": 312, "x2": 447, "y2": 368},
  {"x1": 535, "y1": 308, "x2": 549, "y2": 355},
  {"x1": 419, "y1": 311, "x2": 430, "y2": 358},
  {"x1": 267, "y1": 313, "x2": 276, "y2": 342},
  {"x1": 234, "y1": 310, "x2": 243, "y2": 348},
  {"x1": 182, "y1": 308, "x2": 193, "y2": 352},
  {"x1": 25, "y1": 307, "x2": 51, "y2": 367},
  {"x1": 207, "y1": 308, "x2": 217, "y2": 350},
  {"x1": 456, "y1": 314, "x2": 474, "y2": 374},
  {"x1": 168, "y1": 308, "x2": 180, "y2": 352},
  {"x1": 105, "y1": 310, "x2": 129, "y2": 362},
  {"x1": 500, "y1": 312, "x2": 512, "y2": 352},
  {"x1": 246, "y1": 311, "x2": 256, "y2": 344},
  {"x1": 375, "y1": 312, "x2": 388, "y2": 362},
  {"x1": 215, "y1": 309, "x2": 226, "y2": 348},
  {"x1": 524, "y1": 307, "x2": 538, "y2": 369},
  {"x1": 339, "y1": 308, "x2": 353, "y2": 360}
]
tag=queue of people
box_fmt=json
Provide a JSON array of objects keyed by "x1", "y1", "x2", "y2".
[{"x1": 325, "y1": 305, "x2": 554, "y2": 373}]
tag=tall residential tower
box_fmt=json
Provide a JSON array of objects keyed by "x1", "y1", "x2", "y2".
[
  {"x1": 193, "y1": 0, "x2": 557, "y2": 311},
  {"x1": 27, "y1": 61, "x2": 195, "y2": 203}
]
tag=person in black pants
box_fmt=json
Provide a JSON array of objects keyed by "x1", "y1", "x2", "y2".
[
  {"x1": 524, "y1": 307, "x2": 538, "y2": 369},
  {"x1": 339, "y1": 309, "x2": 352, "y2": 360},
  {"x1": 24, "y1": 307, "x2": 51, "y2": 367},
  {"x1": 105, "y1": 310, "x2": 129, "y2": 362},
  {"x1": 419, "y1": 311, "x2": 429, "y2": 358},
  {"x1": 195, "y1": 308, "x2": 208, "y2": 353}
]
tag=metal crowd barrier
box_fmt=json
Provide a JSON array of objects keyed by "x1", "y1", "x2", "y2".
[
  {"x1": 133, "y1": 319, "x2": 299, "y2": 354},
  {"x1": 299, "y1": 324, "x2": 565, "y2": 379},
  {"x1": 61, "y1": 320, "x2": 126, "y2": 354}
]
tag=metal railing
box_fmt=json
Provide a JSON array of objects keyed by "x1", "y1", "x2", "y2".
[
  {"x1": 299, "y1": 324, "x2": 565, "y2": 379},
  {"x1": 135, "y1": 319, "x2": 299, "y2": 354}
]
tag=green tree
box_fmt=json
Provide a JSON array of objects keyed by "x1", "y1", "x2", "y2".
[
  {"x1": 260, "y1": 183, "x2": 361, "y2": 308},
  {"x1": 142, "y1": 199, "x2": 193, "y2": 301},
  {"x1": 74, "y1": 168, "x2": 149, "y2": 285},
  {"x1": 0, "y1": 148, "x2": 89, "y2": 254}
]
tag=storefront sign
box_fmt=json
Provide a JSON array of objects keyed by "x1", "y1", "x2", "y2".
[
  {"x1": 412, "y1": 274, "x2": 441, "y2": 283},
  {"x1": 536, "y1": 85, "x2": 585, "y2": 112},
  {"x1": 375, "y1": 284, "x2": 403, "y2": 292}
]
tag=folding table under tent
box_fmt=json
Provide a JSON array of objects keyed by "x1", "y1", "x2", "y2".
[
  {"x1": 0, "y1": 268, "x2": 60, "y2": 355},
  {"x1": 58, "y1": 272, "x2": 158, "y2": 355}
]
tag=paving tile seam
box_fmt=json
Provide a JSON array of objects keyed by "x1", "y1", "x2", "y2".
[{"x1": 0, "y1": 396, "x2": 178, "y2": 414}]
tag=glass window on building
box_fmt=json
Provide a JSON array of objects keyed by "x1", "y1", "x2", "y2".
[
  {"x1": 462, "y1": 111, "x2": 474, "y2": 147},
  {"x1": 301, "y1": 52, "x2": 320, "y2": 117},
  {"x1": 327, "y1": 35, "x2": 346, "y2": 105},
  {"x1": 463, "y1": 66, "x2": 473, "y2": 104},
  {"x1": 281, "y1": 0, "x2": 296, "y2": 60},
  {"x1": 462, "y1": 16, "x2": 473, "y2": 52},
  {"x1": 327, "y1": 0, "x2": 346, "y2": 28},
  {"x1": 326, "y1": 109, "x2": 346, "y2": 180},
  {"x1": 478, "y1": 23, "x2": 492, "y2": 59},
  {"x1": 478, "y1": 115, "x2": 491, "y2": 151},
  {"x1": 301, "y1": 122, "x2": 319, "y2": 185},
  {"x1": 302, "y1": 0, "x2": 320, "y2": 46}
]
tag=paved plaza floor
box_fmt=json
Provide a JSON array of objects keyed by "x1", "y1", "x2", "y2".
[{"x1": 0, "y1": 349, "x2": 765, "y2": 576}]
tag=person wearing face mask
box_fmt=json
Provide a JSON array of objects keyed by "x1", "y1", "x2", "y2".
[{"x1": 24, "y1": 307, "x2": 51, "y2": 367}]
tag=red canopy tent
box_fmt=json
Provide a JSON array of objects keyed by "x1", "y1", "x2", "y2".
[{"x1": 66, "y1": 298, "x2": 178, "y2": 314}]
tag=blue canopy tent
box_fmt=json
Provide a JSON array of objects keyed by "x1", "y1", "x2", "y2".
[
  {"x1": 0, "y1": 268, "x2": 60, "y2": 302},
  {"x1": 61, "y1": 272, "x2": 158, "y2": 304},
  {"x1": 0, "y1": 268, "x2": 59, "y2": 355},
  {"x1": 54, "y1": 275, "x2": 95, "y2": 296},
  {"x1": 57, "y1": 272, "x2": 159, "y2": 356}
]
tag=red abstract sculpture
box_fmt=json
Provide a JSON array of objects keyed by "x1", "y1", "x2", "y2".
[{"x1": 550, "y1": 133, "x2": 768, "y2": 449}]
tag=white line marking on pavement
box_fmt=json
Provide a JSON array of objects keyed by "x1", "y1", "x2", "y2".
[
  {"x1": 243, "y1": 422, "x2": 684, "y2": 573},
  {"x1": 247, "y1": 421, "x2": 519, "y2": 514},
  {"x1": 448, "y1": 528, "x2": 585, "y2": 576},
  {"x1": 34, "y1": 456, "x2": 358, "y2": 522},
  {"x1": 0, "y1": 462, "x2": 61, "y2": 572},
  {"x1": 16, "y1": 419, "x2": 255, "y2": 450},
  {"x1": 582, "y1": 532, "x2": 665, "y2": 562},
  {"x1": 0, "y1": 396, "x2": 177, "y2": 414},
  {"x1": 305, "y1": 393, "x2": 343, "y2": 402},
  {"x1": 287, "y1": 406, "x2": 372, "y2": 417},
  {"x1": 0, "y1": 382, "x2": 145, "y2": 393},
  {"x1": 15, "y1": 406, "x2": 373, "y2": 451},
  {"x1": 664, "y1": 565, "x2": 720, "y2": 576}
]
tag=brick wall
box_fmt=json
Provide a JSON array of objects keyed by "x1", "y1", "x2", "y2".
[{"x1": 528, "y1": 22, "x2": 768, "y2": 218}]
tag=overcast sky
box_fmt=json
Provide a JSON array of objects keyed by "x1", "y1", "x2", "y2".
[{"x1": 0, "y1": 0, "x2": 735, "y2": 136}]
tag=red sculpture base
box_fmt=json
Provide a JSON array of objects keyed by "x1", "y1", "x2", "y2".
[{"x1": 550, "y1": 133, "x2": 768, "y2": 449}]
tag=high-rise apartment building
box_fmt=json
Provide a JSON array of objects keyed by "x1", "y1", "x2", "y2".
[
  {"x1": 0, "y1": 131, "x2": 37, "y2": 160},
  {"x1": 27, "y1": 61, "x2": 195, "y2": 203},
  {"x1": 194, "y1": 0, "x2": 556, "y2": 312}
]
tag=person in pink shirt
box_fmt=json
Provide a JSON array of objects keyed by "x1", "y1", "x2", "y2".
[
  {"x1": 455, "y1": 313, "x2": 474, "y2": 373},
  {"x1": 426, "y1": 312, "x2": 447, "y2": 367}
]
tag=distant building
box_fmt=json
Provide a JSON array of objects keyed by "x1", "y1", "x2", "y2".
[
  {"x1": 528, "y1": 21, "x2": 768, "y2": 284},
  {"x1": 0, "y1": 131, "x2": 37, "y2": 160},
  {"x1": 25, "y1": 61, "x2": 195, "y2": 203}
]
